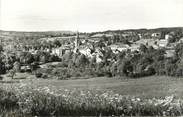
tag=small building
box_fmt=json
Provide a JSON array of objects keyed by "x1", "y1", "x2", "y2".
[
  {"x1": 157, "y1": 39, "x2": 168, "y2": 47},
  {"x1": 79, "y1": 46, "x2": 92, "y2": 57},
  {"x1": 129, "y1": 44, "x2": 140, "y2": 52},
  {"x1": 165, "y1": 34, "x2": 170, "y2": 40},
  {"x1": 165, "y1": 49, "x2": 175, "y2": 58},
  {"x1": 151, "y1": 32, "x2": 161, "y2": 39},
  {"x1": 138, "y1": 34, "x2": 142, "y2": 39},
  {"x1": 51, "y1": 46, "x2": 71, "y2": 57},
  {"x1": 91, "y1": 53, "x2": 103, "y2": 63},
  {"x1": 90, "y1": 33, "x2": 113, "y2": 38},
  {"x1": 109, "y1": 44, "x2": 129, "y2": 53}
]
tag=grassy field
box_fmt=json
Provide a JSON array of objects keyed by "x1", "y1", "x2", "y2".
[
  {"x1": 1, "y1": 75, "x2": 183, "y2": 116},
  {"x1": 1, "y1": 74, "x2": 183, "y2": 98}
]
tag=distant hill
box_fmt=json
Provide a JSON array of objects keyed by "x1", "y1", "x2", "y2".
[
  {"x1": 0, "y1": 30, "x2": 75, "y2": 34},
  {"x1": 0, "y1": 30, "x2": 75, "y2": 40},
  {"x1": 1, "y1": 27, "x2": 183, "y2": 40},
  {"x1": 89, "y1": 27, "x2": 183, "y2": 35}
]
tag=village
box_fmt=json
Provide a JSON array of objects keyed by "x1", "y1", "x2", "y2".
[
  {"x1": 2, "y1": 29, "x2": 182, "y2": 64},
  {"x1": 0, "y1": 28, "x2": 183, "y2": 80}
]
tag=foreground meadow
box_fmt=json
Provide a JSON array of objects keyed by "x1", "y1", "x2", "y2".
[{"x1": 0, "y1": 76, "x2": 183, "y2": 116}]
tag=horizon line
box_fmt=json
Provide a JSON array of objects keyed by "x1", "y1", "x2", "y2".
[{"x1": 1, "y1": 26, "x2": 183, "y2": 33}]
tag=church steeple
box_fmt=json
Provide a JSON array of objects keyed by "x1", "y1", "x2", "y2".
[{"x1": 75, "y1": 31, "x2": 80, "y2": 48}]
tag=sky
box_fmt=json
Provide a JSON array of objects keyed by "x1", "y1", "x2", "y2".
[{"x1": 0, "y1": 0, "x2": 183, "y2": 32}]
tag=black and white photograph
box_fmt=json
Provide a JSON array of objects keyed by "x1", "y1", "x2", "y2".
[{"x1": 0, "y1": 0, "x2": 183, "y2": 116}]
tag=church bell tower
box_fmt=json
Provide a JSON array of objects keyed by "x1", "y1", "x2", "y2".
[{"x1": 75, "y1": 31, "x2": 80, "y2": 48}]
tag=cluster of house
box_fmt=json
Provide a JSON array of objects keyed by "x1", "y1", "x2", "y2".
[{"x1": 2, "y1": 30, "x2": 182, "y2": 63}]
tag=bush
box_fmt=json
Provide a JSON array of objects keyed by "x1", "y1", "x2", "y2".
[
  {"x1": 51, "y1": 68, "x2": 71, "y2": 80},
  {"x1": 35, "y1": 72, "x2": 42, "y2": 78},
  {"x1": 0, "y1": 89, "x2": 19, "y2": 114},
  {"x1": 41, "y1": 74, "x2": 48, "y2": 79},
  {"x1": 36, "y1": 68, "x2": 52, "y2": 75},
  {"x1": 0, "y1": 76, "x2": 3, "y2": 80},
  {"x1": 82, "y1": 68, "x2": 98, "y2": 77},
  {"x1": 70, "y1": 70, "x2": 82, "y2": 78},
  {"x1": 56, "y1": 62, "x2": 68, "y2": 68}
]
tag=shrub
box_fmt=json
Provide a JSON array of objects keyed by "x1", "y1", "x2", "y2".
[
  {"x1": 56, "y1": 62, "x2": 68, "y2": 68},
  {"x1": 0, "y1": 89, "x2": 19, "y2": 115},
  {"x1": 8, "y1": 69, "x2": 16, "y2": 79},
  {"x1": 82, "y1": 68, "x2": 98, "y2": 77},
  {"x1": 51, "y1": 68, "x2": 71, "y2": 80},
  {"x1": 36, "y1": 68, "x2": 52, "y2": 75},
  {"x1": 0, "y1": 76, "x2": 3, "y2": 80},
  {"x1": 35, "y1": 72, "x2": 42, "y2": 78},
  {"x1": 41, "y1": 74, "x2": 48, "y2": 79}
]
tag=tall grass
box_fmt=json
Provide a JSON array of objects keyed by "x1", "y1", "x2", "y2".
[
  {"x1": 0, "y1": 89, "x2": 21, "y2": 116},
  {"x1": 0, "y1": 86, "x2": 183, "y2": 116}
]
